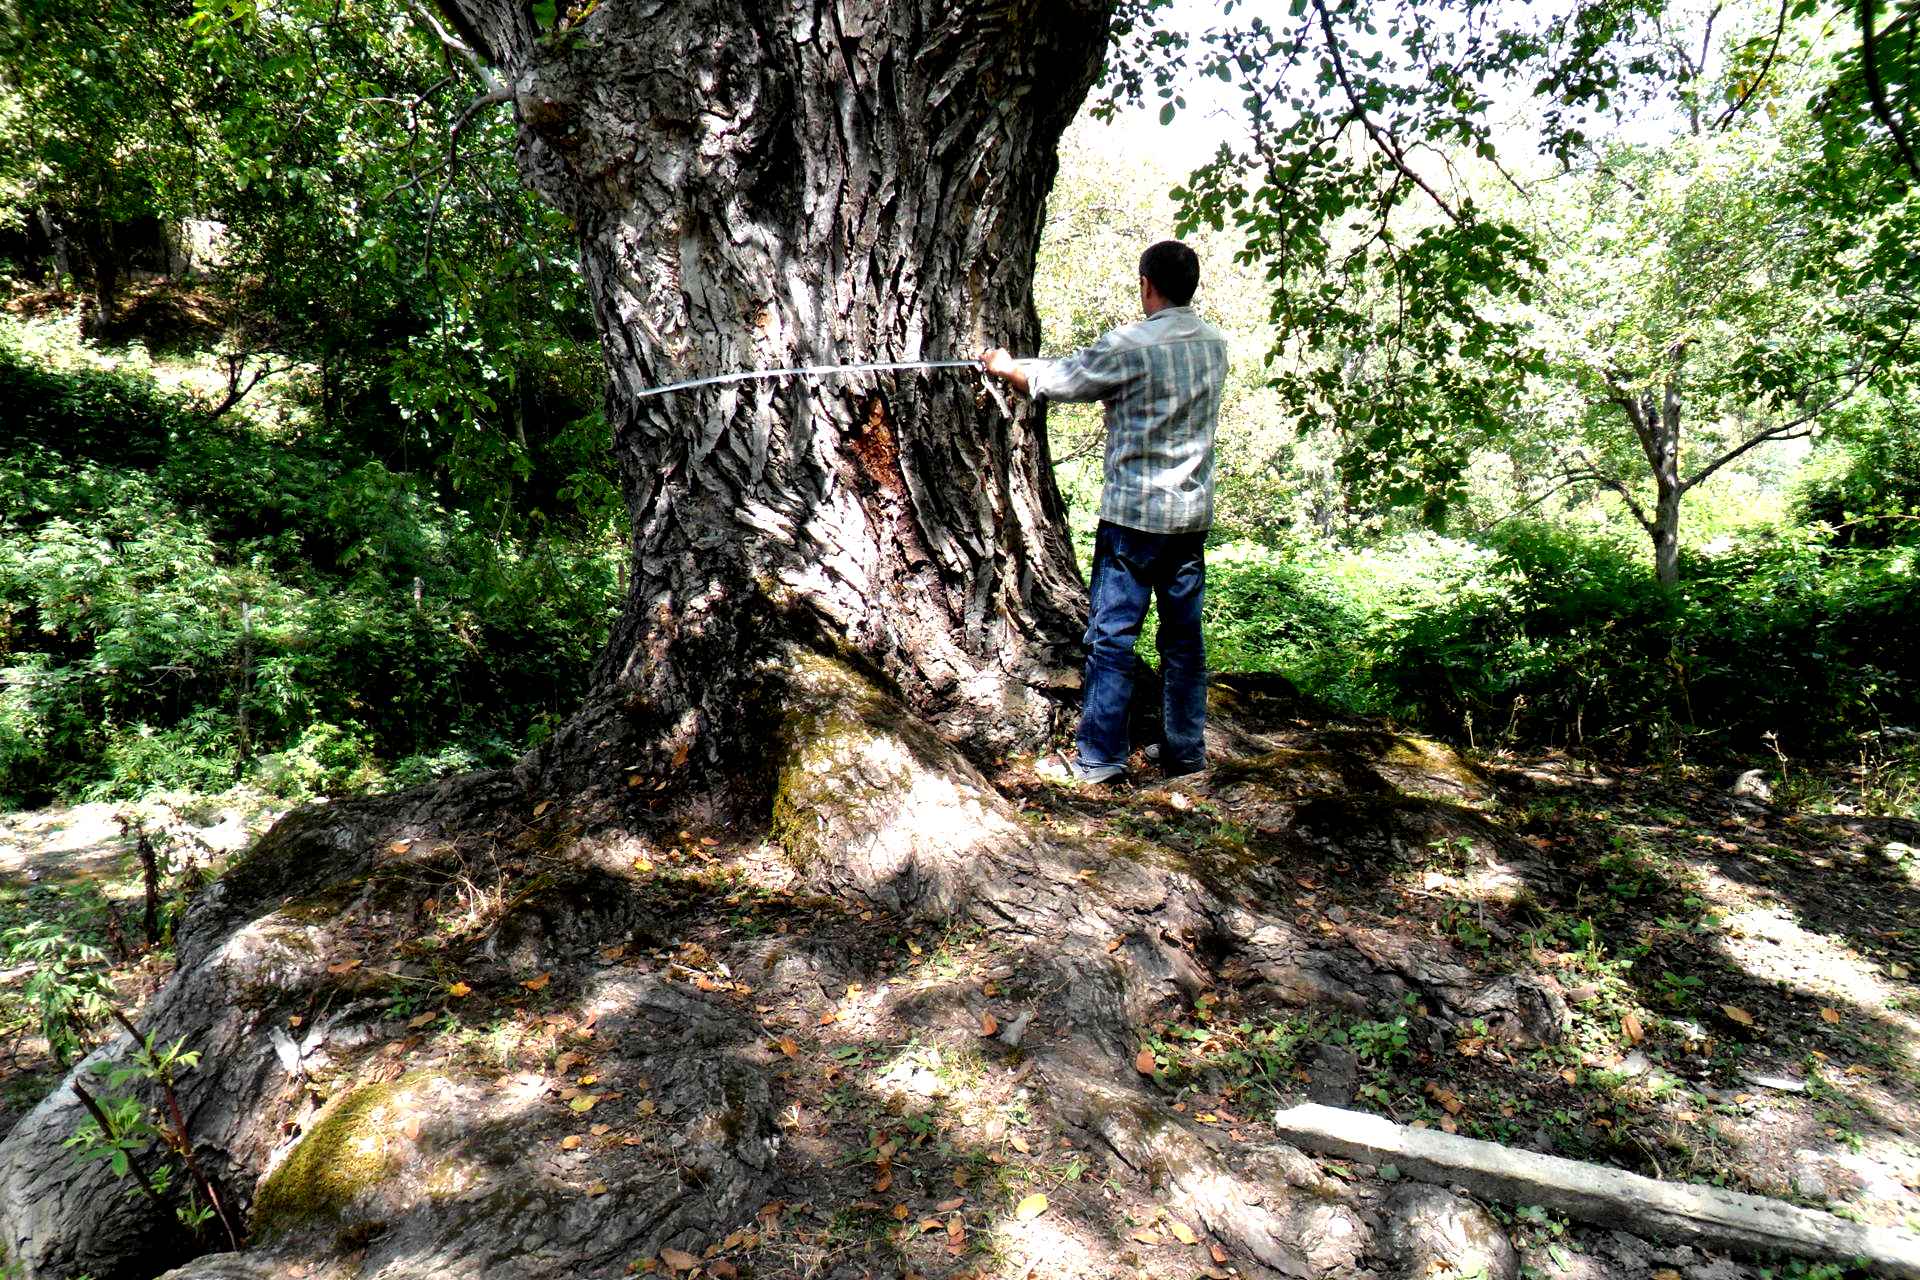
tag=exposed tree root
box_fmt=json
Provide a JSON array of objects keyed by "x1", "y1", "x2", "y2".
[{"x1": 2, "y1": 657, "x2": 1576, "y2": 1280}]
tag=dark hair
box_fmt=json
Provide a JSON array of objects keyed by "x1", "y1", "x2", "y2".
[{"x1": 1138, "y1": 239, "x2": 1200, "y2": 306}]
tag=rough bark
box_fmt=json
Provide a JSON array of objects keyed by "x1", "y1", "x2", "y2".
[{"x1": 442, "y1": 0, "x2": 1110, "y2": 776}]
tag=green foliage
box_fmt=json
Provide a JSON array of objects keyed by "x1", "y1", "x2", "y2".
[
  {"x1": 1794, "y1": 389, "x2": 1920, "y2": 547},
  {"x1": 1201, "y1": 522, "x2": 1920, "y2": 755},
  {"x1": 1104, "y1": 2, "x2": 1920, "y2": 566},
  {"x1": 1, "y1": 917, "x2": 112, "y2": 1065},
  {"x1": 0, "y1": 333, "x2": 618, "y2": 805}
]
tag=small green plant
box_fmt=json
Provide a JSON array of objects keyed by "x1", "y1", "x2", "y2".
[
  {"x1": 1344, "y1": 1009, "x2": 1415, "y2": 1070},
  {"x1": 2, "y1": 919, "x2": 113, "y2": 1065},
  {"x1": 63, "y1": 1008, "x2": 241, "y2": 1250}
]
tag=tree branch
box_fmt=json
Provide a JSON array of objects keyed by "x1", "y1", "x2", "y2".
[
  {"x1": 1715, "y1": 0, "x2": 1790, "y2": 130},
  {"x1": 1472, "y1": 474, "x2": 1583, "y2": 532},
  {"x1": 1860, "y1": 0, "x2": 1920, "y2": 181},
  {"x1": 1310, "y1": 0, "x2": 1466, "y2": 227},
  {"x1": 1682, "y1": 323, "x2": 1909, "y2": 490},
  {"x1": 405, "y1": 0, "x2": 504, "y2": 94},
  {"x1": 1572, "y1": 454, "x2": 1655, "y2": 534}
]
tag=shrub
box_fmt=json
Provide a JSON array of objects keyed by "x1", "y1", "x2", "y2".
[
  {"x1": 1202, "y1": 523, "x2": 1919, "y2": 757},
  {"x1": 0, "y1": 337, "x2": 618, "y2": 804}
]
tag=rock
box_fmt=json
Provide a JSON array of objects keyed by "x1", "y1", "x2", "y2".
[
  {"x1": 1731, "y1": 770, "x2": 1773, "y2": 803},
  {"x1": 1304, "y1": 1043, "x2": 1361, "y2": 1106},
  {"x1": 1382, "y1": 1184, "x2": 1518, "y2": 1280}
]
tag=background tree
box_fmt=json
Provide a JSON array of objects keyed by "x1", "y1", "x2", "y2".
[
  {"x1": 1511, "y1": 120, "x2": 1908, "y2": 583},
  {"x1": 1123, "y1": 0, "x2": 1919, "y2": 579}
]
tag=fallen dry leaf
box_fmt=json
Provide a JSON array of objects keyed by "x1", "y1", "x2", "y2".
[
  {"x1": 892, "y1": 1203, "x2": 910, "y2": 1220},
  {"x1": 658, "y1": 1247, "x2": 699, "y2": 1272},
  {"x1": 1169, "y1": 1219, "x2": 1198, "y2": 1245},
  {"x1": 1107, "y1": 937, "x2": 1123, "y2": 953},
  {"x1": 560, "y1": 1134, "x2": 583, "y2": 1150},
  {"x1": 533, "y1": 800, "x2": 552, "y2": 817},
  {"x1": 1132, "y1": 1230, "x2": 1164, "y2": 1246},
  {"x1": 523, "y1": 973, "x2": 551, "y2": 992},
  {"x1": 1015, "y1": 1193, "x2": 1048, "y2": 1221},
  {"x1": 1722, "y1": 1004, "x2": 1756, "y2": 1027},
  {"x1": 586, "y1": 1181, "x2": 608, "y2": 1196},
  {"x1": 407, "y1": 1011, "x2": 437, "y2": 1030},
  {"x1": 1008, "y1": 1134, "x2": 1030, "y2": 1154},
  {"x1": 1621, "y1": 1012, "x2": 1644, "y2": 1043},
  {"x1": 946, "y1": 1213, "x2": 966, "y2": 1253},
  {"x1": 936, "y1": 1196, "x2": 966, "y2": 1211},
  {"x1": 1819, "y1": 1006, "x2": 1841, "y2": 1024},
  {"x1": 568, "y1": 1094, "x2": 600, "y2": 1113},
  {"x1": 777, "y1": 1035, "x2": 798, "y2": 1058},
  {"x1": 448, "y1": 981, "x2": 471, "y2": 998},
  {"x1": 590, "y1": 1123, "x2": 610, "y2": 1136},
  {"x1": 1211, "y1": 1244, "x2": 1230, "y2": 1264},
  {"x1": 873, "y1": 1164, "x2": 893, "y2": 1193},
  {"x1": 980, "y1": 1011, "x2": 999, "y2": 1037},
  {"x1": 325, "y1": 959, "x2": 361, "y2": 975},
  {"x1": 818, "y1": 1009, "x2": 838, "y2": 1026},
  {"x1": 1135, "y1": 1047, "x2": 1156, "y2": 1075},
  {"x1": 707, "y1": 1262, "x2": 738, "y2": 1280},
  {"x1": 388, "y1": 840, "x2": 411, "y2": 854}
]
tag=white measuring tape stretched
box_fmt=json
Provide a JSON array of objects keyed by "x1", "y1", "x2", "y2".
[{"x1": 633, "y1": 358, "x2": 985, "y2": 400}]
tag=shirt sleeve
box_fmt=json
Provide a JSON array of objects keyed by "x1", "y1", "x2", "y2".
[{"x1": 1018, "y1": 332, "x2": 1131, "y2": 404}]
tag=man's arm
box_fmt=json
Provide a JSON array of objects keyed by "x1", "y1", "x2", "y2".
[{"x1": 980, "y1": 335, "x2": 1127, "y2": 404}]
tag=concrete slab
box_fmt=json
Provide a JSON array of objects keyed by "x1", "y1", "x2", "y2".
[{"x1": 1272, "y1": 1102, "x2": 1920, "y2": 1278}]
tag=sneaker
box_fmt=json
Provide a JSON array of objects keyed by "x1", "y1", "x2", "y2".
[
  {"x1": 1035, "y1": 751, "x2": 1126, "y2": 786},
  {"x1": 1143, "y1": 743, "x2": 1205, "y2": 778}
]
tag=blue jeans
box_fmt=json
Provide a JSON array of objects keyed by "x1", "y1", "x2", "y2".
[{"x1": 1077, "y1": 521, "x2": 1207, "y2": 773}]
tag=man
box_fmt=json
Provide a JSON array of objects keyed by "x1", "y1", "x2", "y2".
[{"x1": 982, "y1": 239, "x2": 1228, "y2": 783}]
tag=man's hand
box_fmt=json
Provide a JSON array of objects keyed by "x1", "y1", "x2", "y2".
[{"x1": 979, "y1": 347, "x2": 1030, "y2": 396}]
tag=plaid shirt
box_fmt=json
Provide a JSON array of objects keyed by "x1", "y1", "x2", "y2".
[{"x1": 1020, "y1": 306, "x2": 1229, "y2": 534}]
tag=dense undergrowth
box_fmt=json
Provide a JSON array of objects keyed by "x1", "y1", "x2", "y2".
[
  {"x1": 0, "y1": 335, "x2": 620, "y2": 807},
  {"x1": 6, "y1": 317, "x2": 1918, "y2": 807},
  {"x1": 1203, "y1": 523, "x2": 1920, "y2": 764}
]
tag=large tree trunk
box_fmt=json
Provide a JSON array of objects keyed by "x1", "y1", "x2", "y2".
[{"x1": 453, "y1": 0, "x2": 1102, "y2": 775}]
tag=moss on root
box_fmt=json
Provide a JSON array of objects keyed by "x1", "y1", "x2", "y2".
[
  {"x1": 251, "y1": 1075, "x2": 426, "y2": 1235},
  {"x1": 767, "y1": 655, "x2": 919, "y2": 871}
]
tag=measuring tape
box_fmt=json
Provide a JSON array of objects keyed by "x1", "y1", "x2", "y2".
[{"x1": 633, "y1": 358, "x2": 986, "y2": 400}]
